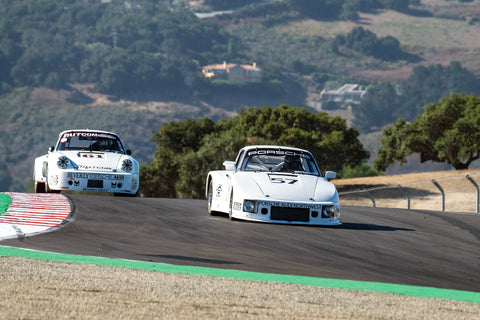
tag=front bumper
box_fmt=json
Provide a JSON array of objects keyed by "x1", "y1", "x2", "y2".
[
  {"x1": 232, "y1": 199, "x2": 341, "y2": 225},
  {"x1": 47, "y1": 170, "x2": 139, "y2": 194}
]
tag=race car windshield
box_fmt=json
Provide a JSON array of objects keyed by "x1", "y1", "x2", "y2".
[
  {"x1": 241, "y1": 150, "x2": 319, "y2": 175},
  {"x1": 56, "y1": 132, "x2": 124, "y2": 153}
]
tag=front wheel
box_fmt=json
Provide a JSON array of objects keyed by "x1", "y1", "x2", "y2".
[
  {"x1": 114, "y1": 192, "x2": 137, "y2": 197},
  {"x1": 35, "y1": 181, "x2": 46, "y2": 193},
  {"x1": 207, "y1": 180, "x2": 216, "y2": 216},
  {"x1": 228, "y1": 190, "x2": 234, "y2": 220}
]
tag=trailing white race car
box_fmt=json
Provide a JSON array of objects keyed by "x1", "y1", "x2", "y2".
[
  {"x1": 34, "y1": 129, "x2": 139, "y2": 196},
  {"x1": 206, "y1": 145, "x2": 340, "y2": 225}
]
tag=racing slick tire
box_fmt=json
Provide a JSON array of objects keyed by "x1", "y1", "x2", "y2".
[
  {"x1": 34, "y1": 181, "x2": 46, "y2": 193},
  {"x1": 228, "y1": 190, "x2": 235, "y2": 221},
  {"x1": 207, "y1": 179, "x2": 218, "y2": 216}
]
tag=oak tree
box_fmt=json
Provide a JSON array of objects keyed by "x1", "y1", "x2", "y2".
[{"x1": 374, "y1": 93, "x2": 480, "y2": 171}]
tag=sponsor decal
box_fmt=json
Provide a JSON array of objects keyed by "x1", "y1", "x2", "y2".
[
  {"x1": 62, "y1": 132, "x2": 116, "y2": 139},
  {"x1": 78, "y1": 165, "x2": 113, "y2": 170},
  {"x1": 258, "y1": 200, "x2": 323, "y2": 209},
  {"x1": 68, "y1": 172, "x2": 88, "y2": 179},
  {"x1": 247, "y1": 149, "x2": 312, "y2": 160},
  {"x1": 50, "y1": 175, "x2": 59, "y2": 185},
  {"x1": 215, "y1": 184, "x2": 222, "y2": 197},
  {"x1": 81, "y1": 154, "x2": 103, "y2": 158},
  {"x1": 233, "y1": 201, "x2": 242, "y2": 211},
  {"x1": 67, "y1": 172, "x2": 124, "y2": 180},
  {"x1": 131, "y1": 177, "x2": 138, "y2": 191}
]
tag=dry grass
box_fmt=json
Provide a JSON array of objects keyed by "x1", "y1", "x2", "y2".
[
  {"x1": 357, "y1": 10, "x2": 480, "y2": 50},
  {"x1": 274, "y1": 6, "x2": 480, "y2": 80},
  {"x1": 333, "y1": 169, "x2": 480, "y2": 213},
  {"x1": 333, "y1": 168, "x2": 480, "y2": 188},
  {"x1": 2, "y1": 256, "x2": 479, "y2": 319},
  {"x1": 275, "y1": 7, "x2": 480, "y2": 50}
]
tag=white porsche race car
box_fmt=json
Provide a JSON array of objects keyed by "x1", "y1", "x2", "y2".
[
  {"x1": 206, "y1": 145, "x2": 340, "y2": 225},
  {"x1": 34, "y1": 129, "x2": 139, "y2": 196}
]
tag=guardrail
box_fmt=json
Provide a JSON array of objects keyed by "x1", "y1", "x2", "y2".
[{"x1": 338, "y1": 173, "x2": 480, "y2": 214}]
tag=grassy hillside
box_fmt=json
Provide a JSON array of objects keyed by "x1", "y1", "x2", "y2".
[
  {"x1": 222, "y1": 3, "x2": 480, "y2": 85},
  {"x1": 3, "y1": 1, "x2": 480, "y2": 192},
  {"x1": 0, "y1": 86, "x2": 236, "y2": 192}
]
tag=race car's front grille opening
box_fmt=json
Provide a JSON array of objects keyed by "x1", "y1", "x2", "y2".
[
  {"x1": 271, "y1": 207, "x2": 309, "y2": 222},
  {"x1": 87, "y1": 180, "x2": 103, "y2": 188}
]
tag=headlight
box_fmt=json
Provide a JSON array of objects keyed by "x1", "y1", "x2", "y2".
[
  {"x1": 243, "y1": 200, "x2": 257, "y2": 213},
  {"x1": 322, "y1": 205, "x2": 337, "y2": 218},
  {"x1": 121, "y1": 159, "x2": 133, "y2": 172},
  {"x1": 57, "y1": 156, "x2": 69, "y2": 169}
]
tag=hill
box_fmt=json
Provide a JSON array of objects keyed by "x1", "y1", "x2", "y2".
[{"x1": 2, "y1": 0, "x2": 480, "y2": 192}]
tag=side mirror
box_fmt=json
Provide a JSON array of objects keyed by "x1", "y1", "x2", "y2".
[
  {"x1": 126, "y1": 149, "x2": 132, "y2": 155},
  {"x1": 324, "y1": 171, "x2": 336, "y2": 180},
  {"x1": 223, "y1": 161, "x2": 236, "y2": 171},
  {"x1": 48, "y1": 146, "x2": 55, "y2": 152}
]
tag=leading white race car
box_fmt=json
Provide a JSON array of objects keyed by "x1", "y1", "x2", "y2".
[
  {"x1": 206, "y1": 145, "x2": 340, "y2": 225},
  {"x1": 34, "y1": 129, "x2": 139, "y2": 196}
]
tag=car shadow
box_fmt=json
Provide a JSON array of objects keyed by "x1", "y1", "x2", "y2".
[
  {"x1": 338, "y1": 222, "x2": 415, "y2": 231},
  {"x1": 137, "y1": 254, "x2": 240, "y2": 265}
]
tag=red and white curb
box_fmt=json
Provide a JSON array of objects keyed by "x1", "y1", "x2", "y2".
[{"x1": 0, "y1": 193, "x2": 72, "y2": 240}]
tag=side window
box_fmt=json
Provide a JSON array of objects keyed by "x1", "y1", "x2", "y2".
[{"x1": 235, "y1": 150, "x2": 245, "y2": 170}]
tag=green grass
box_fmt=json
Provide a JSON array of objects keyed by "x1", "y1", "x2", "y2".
[{"x1": 0, "y1": 193, "x2": 11, "y2": 216}]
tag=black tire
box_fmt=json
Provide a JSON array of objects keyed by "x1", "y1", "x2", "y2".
[
  {"x1": 207, "y1": 179, "x2": 216, "y2": 216},
  {"x1": 45, "y1": 167, "x2": 52, "y2": 193},
  {"x1": 228, "y1": 190, "x2": 234, "y2": 220},
  {"x1": 35, "y1": 181, "x2": 46, "y2": 193},
  {"x1": 114, "y1": 192, "x2": 137, "y2": 197}
]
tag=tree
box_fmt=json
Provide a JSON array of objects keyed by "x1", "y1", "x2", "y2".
[
  {"x1": 352, "y1": 82, "x2": 401, "y2": 132},
  {"x1": 341, "y1": 163, "x2": 383, "y2": 179},
  {"x1": 140, "y1": 105, "x2": 369, "y2": 198},
  {"x1": 139, "y1": 118, "x2": 216, "y2": 198},
  {"x1": 354, "y1": 62, "x2": 480, "y2": 134},
  {"x1": 336, "y1": 27, "x2": 403, "y2": 60},
  {"x1": 374, "y1": 93, "x2": 480, "y2": 171}
]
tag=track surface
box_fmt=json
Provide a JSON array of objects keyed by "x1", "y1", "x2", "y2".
[{"x1": 2, "y1": 195, "x2": 480, "y2": 292}]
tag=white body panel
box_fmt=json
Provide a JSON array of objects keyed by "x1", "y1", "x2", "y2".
[
  {"x1": 33, "y1": 129, "x2": 139, "y2": 195},
  {"x1": 206, "y1": 145, "x2": 340, "y2": 225}
]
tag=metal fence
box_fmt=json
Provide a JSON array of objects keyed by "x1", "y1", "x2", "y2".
[{"x1": 339, "y1": 173, "x2": 480, "y2": 214}]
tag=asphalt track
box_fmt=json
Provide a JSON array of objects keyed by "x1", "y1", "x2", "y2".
[{"x1": 2, "y1": 195, "x2": 480, "y2": 293}]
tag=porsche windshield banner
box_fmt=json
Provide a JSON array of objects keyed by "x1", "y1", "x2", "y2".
[{"x1": 247, "y1": 149, "x2": 312, "y2": 159}]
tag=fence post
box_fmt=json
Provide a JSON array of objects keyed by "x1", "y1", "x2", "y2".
[
  {"x1": 397, "y1": 185, "x2": 410, "y2": 210},
  {"x1": 432, "y1": 179, "x2": 445, "y2": 212},
  {"x1": 364, "y1": 189, "x2": 376, "y2": 207},
  {"x1": 466, "y1": 175, "x2": 479, "y2": 214}
]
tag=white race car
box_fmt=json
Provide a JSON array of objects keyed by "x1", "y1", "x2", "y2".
[
  {"x1": 34, "y1": 129, "x2": 139, "y2": 196},
  {"x1": 206, "y1": 145, "x2": 340, "y2": 225}
]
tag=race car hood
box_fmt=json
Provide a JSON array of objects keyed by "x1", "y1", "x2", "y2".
[
  {"x1": 55, "y1": 150, "x2": 130, "y2": 172},
  {"x1": 235, "y1": 172, "x2": 337, "y2": 202}
]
